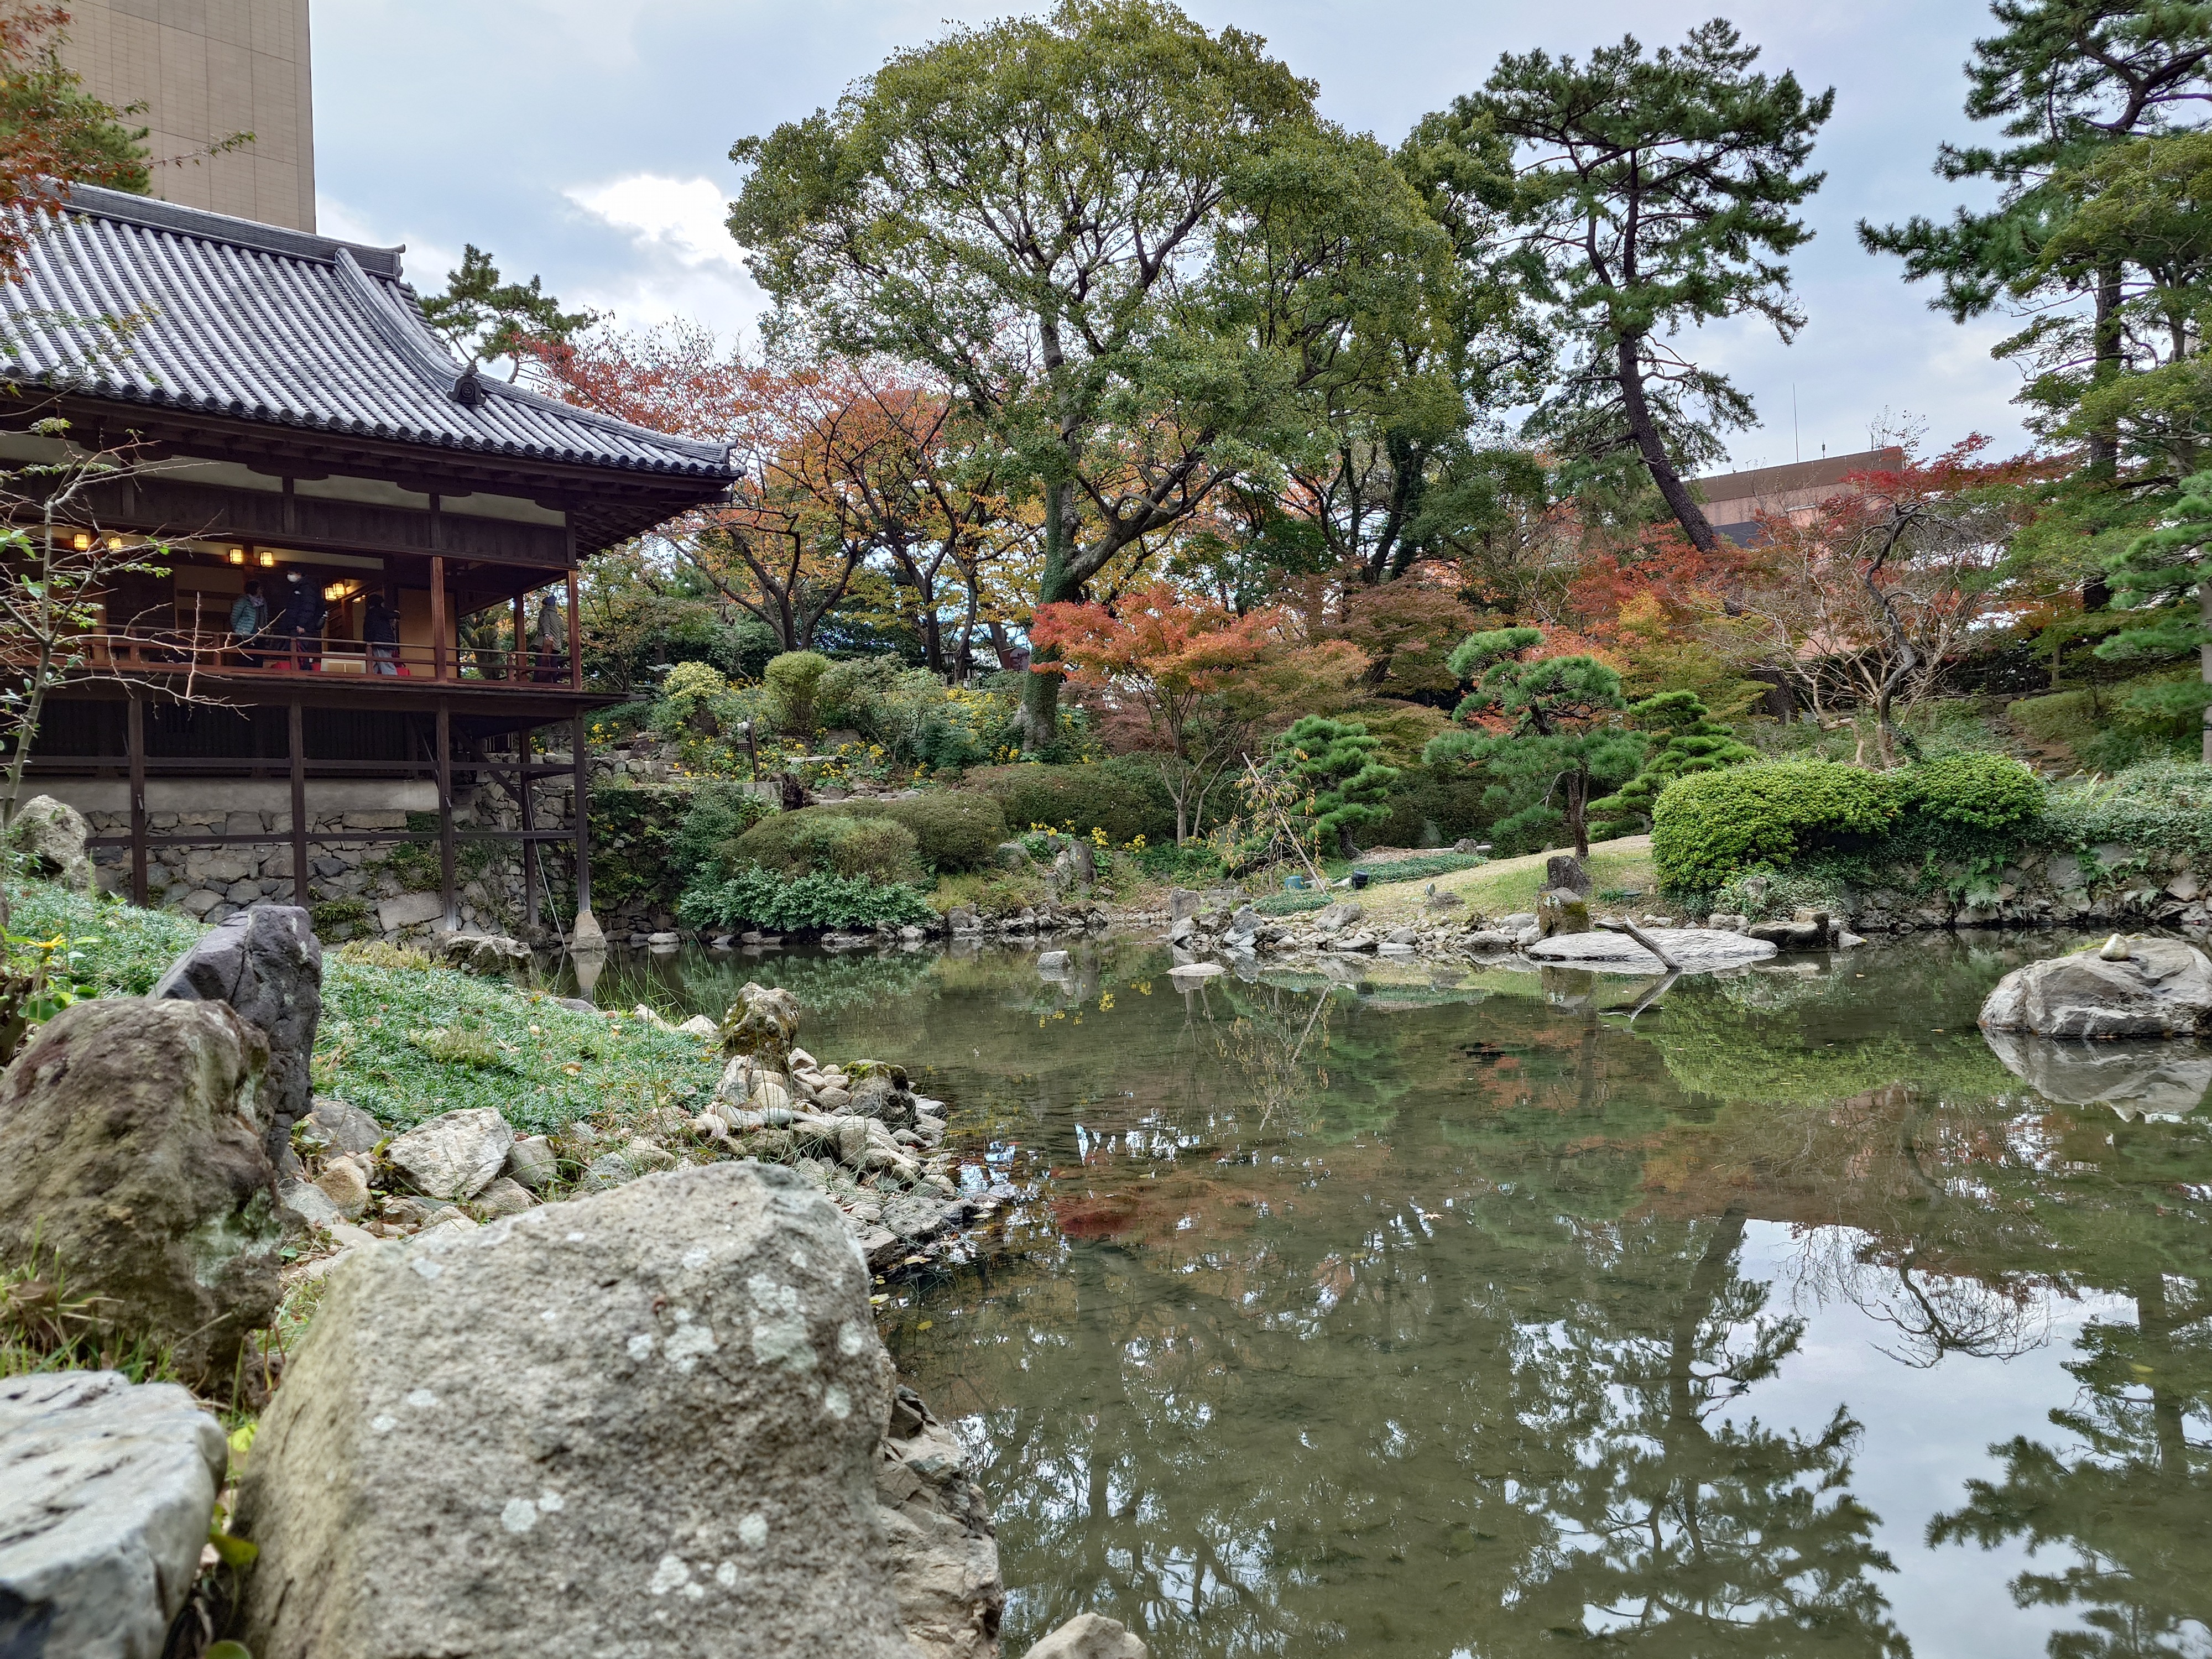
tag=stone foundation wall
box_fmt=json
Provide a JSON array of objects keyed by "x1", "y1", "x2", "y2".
[{"x1": 1839, "y1": 843, "x2": 2208, "y2": 940}]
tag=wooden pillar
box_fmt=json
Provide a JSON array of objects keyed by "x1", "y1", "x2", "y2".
[
  {"x1": 565, "y1": 568, "x2": 582, "y2": 691},
  {"x1": 519, "y1": 724, "x2": 540, "y2": 933},
  {"x1": 430, "y1": 554, "x2": 448, "y2": 682},
  {"x1": 436, "y1": 701, "x2": 457, "y2": 930},
  {"x1": 288, "y1": 700, "x2": 308, "y2": 904},
  {"x1": 126, "y1": 692, "x2": 148, "y2": 906},
  {"x1": 571, "y1": 712, "x2": 593, "y2": 921},
  {"x1": 512, "y1": 591, "x2": 527, "y2": 682}
]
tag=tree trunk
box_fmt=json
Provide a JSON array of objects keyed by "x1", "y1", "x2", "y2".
[
  {"x1": 1021, "y1": 481, "x2": 1077, "y2": 752},
  {"x1": 2089, "y1": 263, "x2": 2124, "y2": 473},
  {"x1": 1617, "y1": 335, "x2": 1718, "y2": 552}
]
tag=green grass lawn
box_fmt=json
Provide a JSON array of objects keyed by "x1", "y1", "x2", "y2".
[
  {"x1": 1343, "y1": 836, "x2": 1658, "y2": 927},
  {"x1": 7, "y1": 879, "x2": 722, "y2": 1134}
]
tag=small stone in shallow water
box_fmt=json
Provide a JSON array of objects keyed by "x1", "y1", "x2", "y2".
[{"x1": 2100, "y1": 934, "x2": 2131, "y2": 961}]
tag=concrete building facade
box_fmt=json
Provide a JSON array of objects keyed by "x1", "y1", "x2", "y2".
[{"x1": 54, "y1": 0, "x2": 315, "y2": 232}]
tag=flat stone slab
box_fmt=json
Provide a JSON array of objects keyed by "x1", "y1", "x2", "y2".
[
  {"x1": 0, "y1": 1370, "x2": 229, "y2": 1659},
  {"x1": 1524, "y1": 927, "x2": 1777, "y2": 972}
]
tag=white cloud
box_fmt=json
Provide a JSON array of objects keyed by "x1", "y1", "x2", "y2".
[
  {"x1": 315, "y1": 193, "x2": 463, "y2": 295},
  {"x1": 562, "y1": 174, "x2": 766, "y2": 343}
]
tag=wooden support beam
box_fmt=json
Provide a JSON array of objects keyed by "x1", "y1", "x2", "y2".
[
  {"x1": 127, "y1": 693, "x2": 147, "y2": 906},
  {"x1": 430, "y1": 554, "x2": 448, "y2": 682},
  {"x1": 571, "y1": 711, "x2": 596, "y2": 939},
  {"x1": 512, "y1": 591, "x2": 526, "y2": 683},
  {"x1": 565, "y1": 567, "x2": 582, "y2": 692},
  {"x1": 436, "y1": 701, "x2": 457, "y2": 931},
  {"x1": 289, "y1": 700, "x2": 308, "y2": 904}
]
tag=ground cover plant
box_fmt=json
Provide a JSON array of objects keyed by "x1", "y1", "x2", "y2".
[{"x1": 4, "y1": 878, "x2": 722, "y2": 1134}]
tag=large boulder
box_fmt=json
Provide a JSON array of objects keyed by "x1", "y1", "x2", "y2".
[
  {"x1": 5, "y1": 794, "x2": 92, "y2": 889},
  {"x1": 1979, "y1": 937, "x2": 2212, "y2": 1040},
  {"x1": 0, "y1": 999, "x2": 283, "y2": 1386},
  {"x1": 0, "y1": 1370, "x2": 229, "y2": 1659},
  {"x1": 720, "y1": 980, "x2": 802, "y2": 1071},
  {"x1": 1544, "y1": 853, "x2": 1591, "y2": 898},
  {"x1": 152, "y1": 904, "x2": 323, "y2": 1160},
  {"x1": 1983, "y1": 1030, "x2": 2212, "y2": 1121},
  {"x1": 236, "y1": 1162, "x2": 919, "y2": 1659}
]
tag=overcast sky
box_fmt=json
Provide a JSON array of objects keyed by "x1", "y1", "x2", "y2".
[{"x1": 313, "y1": 0, "x2": 2025, "y2": 476}]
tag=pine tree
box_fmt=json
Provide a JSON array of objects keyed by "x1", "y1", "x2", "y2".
[
  {"x1": 1588, "y1": 690, "x2": 1758, "y2": 837},
  {"x1": 1423, "y1": 628, "x2": 1643, "y2": 858},
  {"x1": 2096, "y1": 467, "x2": 2212, "y2": 761},
  {"x1": 1275, "y1": 716, "x2": 1400, "y2": 860}
]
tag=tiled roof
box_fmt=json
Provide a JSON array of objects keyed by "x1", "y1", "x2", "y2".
[{"x1": 1, "y1": 185, "x2": 735, "y2": 484}]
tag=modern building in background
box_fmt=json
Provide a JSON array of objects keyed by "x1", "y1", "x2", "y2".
[
  {"x1": 54, "y1": 0, "x2": 316, "y2": 232},
  {"x1": 1694, "y1": 448, "x2": 1905, "y2": 547}
]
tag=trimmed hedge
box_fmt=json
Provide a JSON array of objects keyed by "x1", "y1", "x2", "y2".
[
  {"x1": 837, "y1": 791, "x2": 1008, "y2": 874},
  {"x1": 730, "y1": 811, "x2": 923, "y2": 884},
  {"x1": 1652, "y1": 761, "x2": 1901, "y2": 896},
  {"x1": 1898, "y1": 753, "x2": 2043, "y2": 832},
  {"x1": 964, "y1": 761, "x2": 1179, "y2": 845}
]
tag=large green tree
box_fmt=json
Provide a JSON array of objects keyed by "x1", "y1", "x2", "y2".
[
  {"x1": 1861, "y1": 1, "x2": 2212, "y2": 476},
  {"x1": 728, "y1": 0, "x2": 1447, "y2": 749},
  {"x1": 2098, "y1": 466, "x2": 2212, "y2": 760},
  {"x1": 1424, "y1": 21, "x2": 1833, "y2": 553}
]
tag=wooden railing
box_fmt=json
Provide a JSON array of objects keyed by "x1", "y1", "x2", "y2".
[{"x1": 87, "y1": 628, "x2": 580, "y2": 688}]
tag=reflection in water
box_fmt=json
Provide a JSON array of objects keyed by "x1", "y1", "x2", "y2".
[{"x1": 599, "y1": 934, "x2": 2211, "y2": 1658}]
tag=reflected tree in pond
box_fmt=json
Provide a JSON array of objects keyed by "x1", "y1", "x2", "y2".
[{"x1": 1930, "y1": 1274, "x2": 2212, "y2": 1659}]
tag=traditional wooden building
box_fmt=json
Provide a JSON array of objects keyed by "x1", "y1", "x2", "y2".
[{"x1": 2, "y1": 183, "x2": 735, "y2": 936}]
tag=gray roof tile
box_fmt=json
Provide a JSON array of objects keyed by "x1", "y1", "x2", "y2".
[{"x1": 2, "y1": 185, "x2": 735, "y2": 484}]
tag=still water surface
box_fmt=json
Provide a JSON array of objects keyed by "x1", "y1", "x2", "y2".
[{"x1": 588, "y1": 936, "x2": 2212, "y2": 1659}]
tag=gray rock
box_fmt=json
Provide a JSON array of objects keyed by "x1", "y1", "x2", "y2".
[
  {"x1": 1525, "y1": 928, "x2": 1780, "y2": 972},
  {"x1": 313, "y1": 1158, "x2": 372, "y2": 1219},
  {"x1": 1984, "y1": 1030, "x2": 2212, "y2": 1120},
  {"x1": 1168, "y1": 888, "x2": 1203, "y2": 925},
  {"x1": 1036, "y1": 950, "x2": 1071, "y2": 973},
  {"x1": 1496, "y1": 912, "x2": 1538, "y2": 932},
  {"x1": 377, "y1": 891, "x2": 446, "y2": 931},
  {"x1": 676, "y1": 1014, "x2": 719, "y2": 1040},
  {"x1": 880, "y1": 1385, "x2": 1004, "y2": 1659},
  {"x1": 280, "y1": 1177, "x2": 343, "y2": 1230},
  {"x1": 1025, "y1": 1613, "x2": 1150, "y2": 1659},
  {"x1": 4, "y1": 794, "x2": 92, "y2": 889},
  {"x1": 385, "y1": 1107, "x2": 516, "y2": 1201},
  {"x1": 473, "y1": 1176, "x2": 536, "y2": 1217},
  {"x1": 1979, "y1": 938, "x2": 2212, "y2": 1039},
  {"x1": 503, "y1": 1134, "x2": 559, "y2": 1192},
  {"x1": 1464, "y1": 930, "x2": 1519, "y2": 952},
  {"x1": 0, "y1": 1371, "x2": 229, "y2": 1659},
  {"x1": 1168, "y1": 961, "x2": 1226, "y2": 979},
  {"x1": 434, "y1": 931, "x2": 534, "y2": 977},
  {"x1": 236, "y1": 1164, "x2": 916, "y2": 1659},
  {"x1": 152, "y1": 902, "x2": 323, "y2": 1161},
  {"x1": 720, "y1": 981, "x2": 802, "y2": 1072},
  {"x1": 0, "y1": 999, "x2": 282, "y2": 1386},
  {"x1": 1545, "y1": 853, "x2": 1592, "y2": 896},
  {"x1": 304, "y1": 1095, "x2": 384, "y2": 1157}
]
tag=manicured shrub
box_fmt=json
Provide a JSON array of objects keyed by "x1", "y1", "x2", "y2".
[
  {"x1": 764, "y1": 650, "x2": 833, "y2": 735},
  {"x1": 966, "y1": 760, "x2": 1179, "y2": 845},
  {"x1": 730, "y1": 809, "x2": 923, "y2": 884},
  {"x1": 1899, "y1": 752, "x2": 2045, "y2": 832},
  {"x1": 677, "y1": 868, "x2": 935, "y2": 933},
  {"x1": 839, "y1": 791, "x2": 1008, "y2": 874},
  {"x1": 1652, "y1": 761, "x2": 1901, "y2": 896}
]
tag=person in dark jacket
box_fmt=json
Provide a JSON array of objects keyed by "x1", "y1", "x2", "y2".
[
  {"x1": 363, "y1": 593, "x2": 401, "y2": 675},
  {"x1": 279, "y1": 570, "x2": 327, "y2": 670}
]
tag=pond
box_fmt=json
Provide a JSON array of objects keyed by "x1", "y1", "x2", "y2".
[{"x1": 576, "y1": 935, "x2": 2212, "y2": 1659}]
